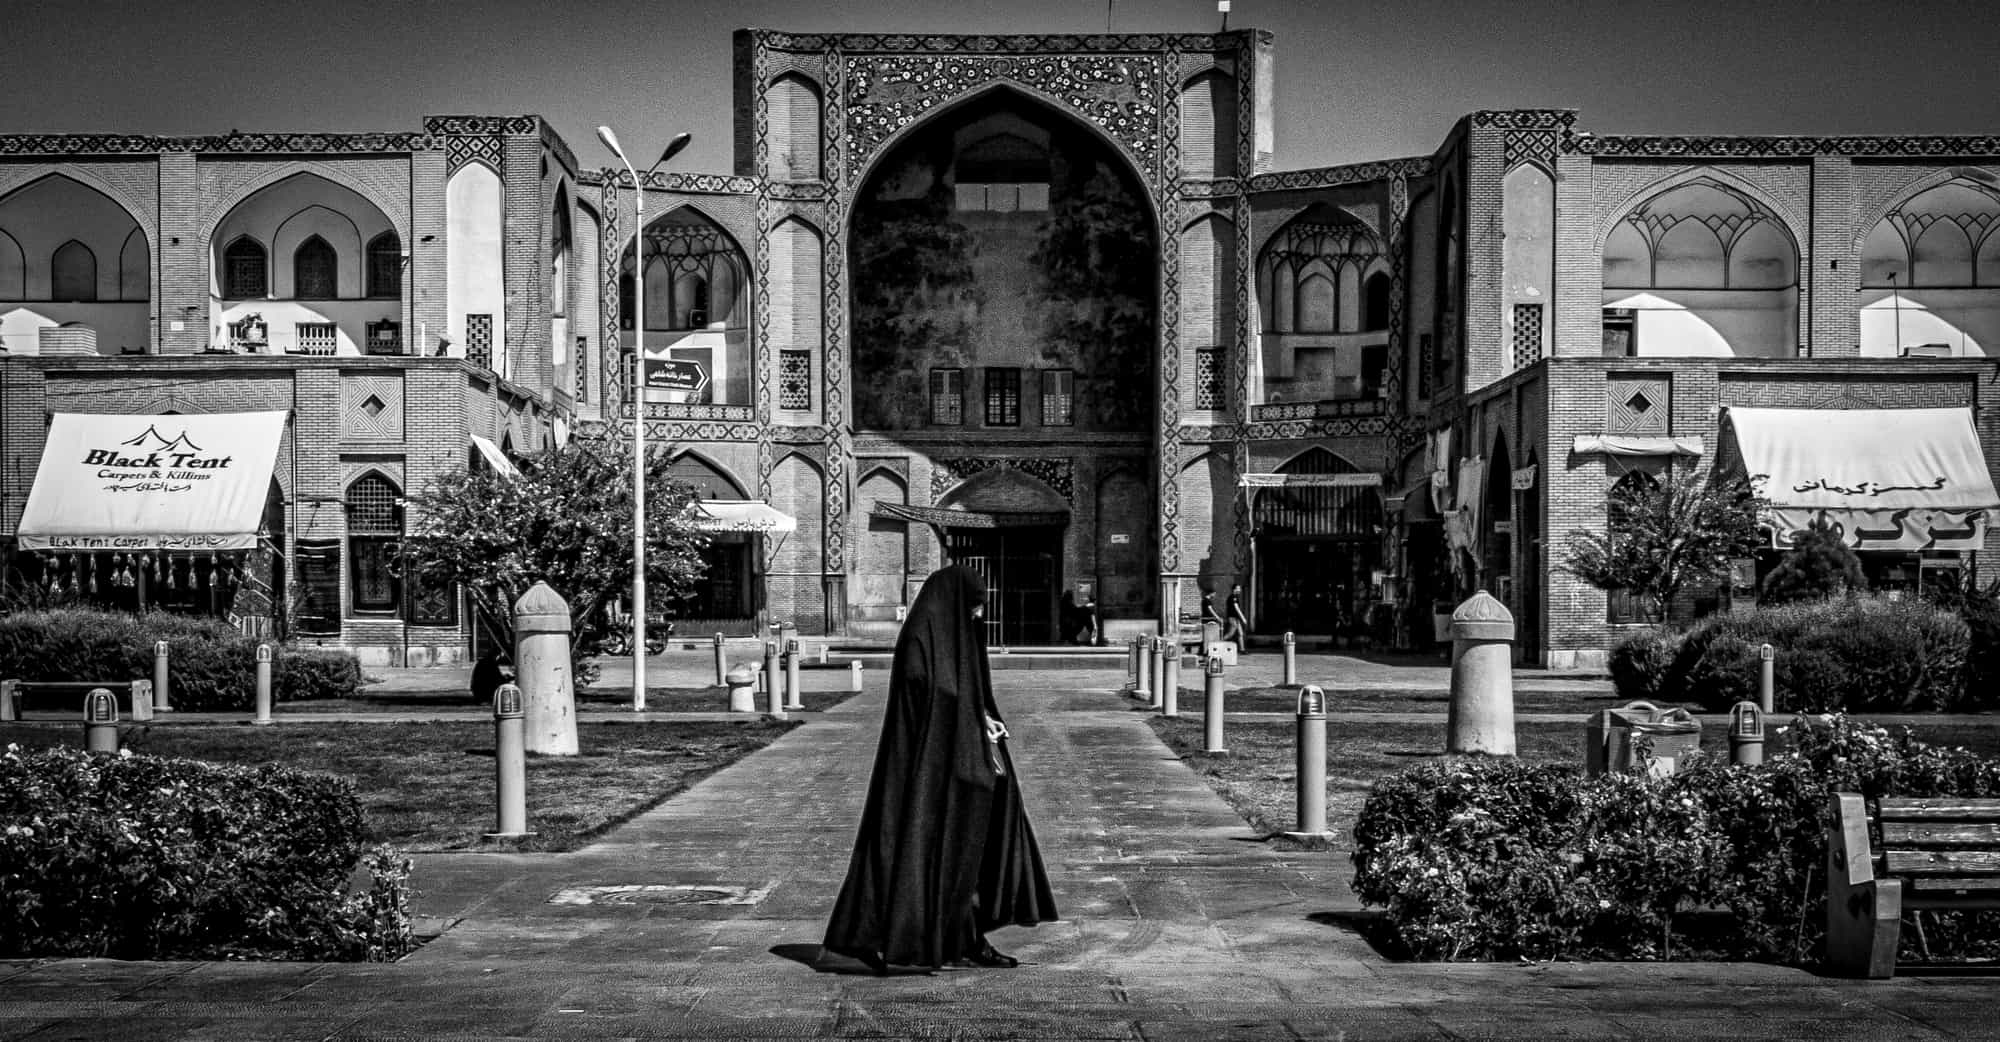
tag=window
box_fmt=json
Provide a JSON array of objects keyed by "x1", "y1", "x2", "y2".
[
  {"x1": 345, "y1": 474, "x2": 403, "y2": 616},
  {"x1": 778, "y1": 350, "x2": 812, "y2": 411},
  {"x1": 930, "y1": 368, "x2": 964, "y2": 425},
  {"x1": 984, "y1": 367, "x2": 1021, "y2": 427},
  {"x1": 1605, "y1": 469, "x2": 1663, "y2": 624},
  {"x1": 1194, "y1": 348, "x2": 1224, "y2": 410},
  {"x1": 1512, "y1": 303, "x2": 1543, "y2": 369},
  {"x1": 294, "y1": 322, "x2": 337, "y2": 356},
  {"x1": 51, "y1": 240, "x2": 96, "y2": 301},
  {"x1": 293, "y1": 540, "x2": 343, "y2": 635},
  {"x1": 1041, "y1": 368, "x2": 1073, "y2": 426},
  {"x1": 466, "y1": 314, "x2": 493, "y2": 369},
  {"x1": 1602, "y1": 308, "x2": 1638, "y2": 357},
  {"x1": 294, "y1": 236, "x2": 337, "y2": 298},
  {"x1": 224, "y1": 237, "x2": 267, "y2": 299},
  {"x1": 575, "y1": 335, "x2": 589, "y2": 401},
  {"x1": 365, "y1": 233, "x2": 400, "y2": 298},
  {"x1": 1364, "y1": 271, "x2": 1392, "y2": 331}
]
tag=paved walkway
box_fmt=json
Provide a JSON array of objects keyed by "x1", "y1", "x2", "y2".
[{"x1": 3, "y1": 662, "x2": 1995, "y2": 1039}]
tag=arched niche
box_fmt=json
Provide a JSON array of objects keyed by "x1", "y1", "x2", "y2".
[
  {"x1": 0, "y1": 174, "x2": 149, "y2": 353},
  {"x1": 1857, "y1": 178, "x2": 2000, "y2": 357},
  {"x1": 1600, "y1": 178, "x2": 1799, "y2": 358},
  {"x1": 1178, "y1": 70, "x2": 1238, "y2": 180},
  {"x1": 766, "y1": 74, "x2": 823, "y2": 181},
  {"x1": 1256, "y1": 204, "x2": 1388, "y2": 403},
  {"x1": 210, "y1": 172, "x2": 397, "y2": 357},
  {"x1": 849, "y1": 87, "x2": 1158, "y2": 433},
  {"x1": 447, "y1": 162, "x2": 505, "y2": 371}
]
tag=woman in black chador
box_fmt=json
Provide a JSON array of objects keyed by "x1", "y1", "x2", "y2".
[{"x1": 823, "y1": 565, "x2": 1059, "y2": 973}]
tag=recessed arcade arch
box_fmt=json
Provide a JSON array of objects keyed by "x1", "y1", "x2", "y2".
[
  {"x1": 0, "y1": 173, "x2": 150, "y2": 354},
  {"x1": 1255, "y1": 204, "x2": 1391, "y2": 403},
  {"x1": 1599, "y1": 176, "x2": 1800, "y2": 358},
  {"x1": 211, "y1": 172, "x2": 399, "y2": 356},
  {"x1": 619, "y1": 203, "x2": 752, "y2": 407},
  {"x1": 1857, "y1": 177, "x2": 2000, "y2": 357}
]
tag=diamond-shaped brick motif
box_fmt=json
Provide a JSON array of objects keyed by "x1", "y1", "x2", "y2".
[
  {"x1": 1626, "y1": 391, "x2": 1652, "y2": 414},
  {"x1": 361, "y1": 395, "x2": 386, "y2": 418}
]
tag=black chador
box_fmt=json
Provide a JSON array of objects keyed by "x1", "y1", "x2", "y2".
[{"x1": 823, "y1": 565, "x2": 1059, "y2": 972}]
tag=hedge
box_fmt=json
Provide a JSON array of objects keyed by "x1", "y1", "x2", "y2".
[
  {"x1": 0, "y1": 610, "x2": 361, "y2": 710},
  {"x1": 0, "y1": 744, "x2": 412, "y2": 961},
  {"x1": 1350, "y1": 716, "x2": 2000, "y2": 964},
  {"x1": 1608, "y1": 595, "x2": 1973, "y2": 713}
]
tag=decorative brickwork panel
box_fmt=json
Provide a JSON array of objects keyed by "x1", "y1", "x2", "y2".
[
  {"x1": 1511, "y1": 303, "x2": 1543, "y2": 371},
  {"x1": 466, "y1": 314, "x2": 493, "y2": 370},
  {"x1": 778, "y1": 349, "x2": 813, "y2": 410},
  {"x1": 341, "y1": 373, "x2": 405, "y2": 442},
  {"x1": 1194, "y1": 347, "x2": 1224, "y2": 410},
  {"x1": 1605, "y1": 376, "x2": 1670, "y2": 435},
  {"x1": 1716, "y1": 376, "x2": 1973, "y2": 410},
  {"x1": 931, "y1": 457, "x2": 1074, "y2": 503},
  {"x1": 446, "y1": 135, "x2": 503, "y2": 174}
]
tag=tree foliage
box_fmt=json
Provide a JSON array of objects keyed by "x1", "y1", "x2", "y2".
[
  {"x1": 403, "y1": 439, "x2": 710, "y2": 672},
  {"x1": 1760, "y1": 517, "x2": 1866, "y2": 604},
  {"x1": 1562, "y1": 469, "x2": 1767, "y2": 620}
]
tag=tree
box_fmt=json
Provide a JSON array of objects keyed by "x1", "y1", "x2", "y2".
[
  {"x1": 1563, "y1": 469, "x2": 1767, "y2": 623},
  {"x1": 1760, "y1": 517, "x2": 1866, "y2": 604},
  {"x1": 403, "y1": 439, "x2": 711, "y2": 676}
]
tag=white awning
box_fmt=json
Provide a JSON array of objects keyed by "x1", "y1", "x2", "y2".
[
  {"x1": 1571, "y1": 435, "x2": 1706, "y2": 457},
  {"x1": 1726, "y1": 406, "x2": 2000, "y2": 550},
  {"x1": 1237, "y1": 472, "x2": 1383, "y2": 488},
  {"x1": 18, "y1": 411, "x2": 288, "y2": 551},
  {"x1": 470, "y1": 435, "x2": 519, "y2": 477},
  {"x1": 689, "y1": 500, "x2": 797, "y2": 533}
]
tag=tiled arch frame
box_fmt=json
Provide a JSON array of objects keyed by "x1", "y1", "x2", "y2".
[
  {"x1": 0, "y1": 166, "x2": 162, "y2": 330},
  {"x1": 1850, "y1": 164, "x2": 2000, "y2": 252}
]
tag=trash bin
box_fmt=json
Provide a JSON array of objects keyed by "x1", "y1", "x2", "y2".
[{"x1": 1586, "y1": 701, "x2": 1703, "y2": 777}]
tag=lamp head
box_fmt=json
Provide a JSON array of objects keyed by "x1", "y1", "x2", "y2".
[
  {"x1": 655, "y1": 132, "x2": 692, "y2": 168},
  {"x1": 595, "y1": 125, "x2": 627, "y2": 163}
]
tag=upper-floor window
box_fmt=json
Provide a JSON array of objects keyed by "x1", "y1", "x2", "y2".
[
  {"x1": 984, "y1": 367, "x2": 1021, "y2": 427},
  {"x1": 50, "y1": 240, "x2": 96, "y2": 302},
  {"x1": 930, "y1": 368, "x2": 964, "y2": 425},
  {"x1": 224, "y1": 237, "x2": 267, "y2": 299},
  {"x1": 1041, "y1": 368, "x2": 1074, "y2": 426},
  {"x1": 365, "y1": 233, "x2": 400, "y2": 298},
  {"x1": 294, "y1": 235, "x2": 337, "y2": 298},
  {"x1": 345, "y1": 473, "x2": 403, "y2": 616}
]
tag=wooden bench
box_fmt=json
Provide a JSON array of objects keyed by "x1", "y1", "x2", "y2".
[
  {"x1": 1, "y1": 679, "x2": 155, "y2": 722},
  {"x1": 1827, "y1": 792, "x2": 2000, "y2": 978}
]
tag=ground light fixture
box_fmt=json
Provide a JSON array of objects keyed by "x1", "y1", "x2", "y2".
[{"x1": 596, "y1": 126, "x2": 693, "y2": 711}]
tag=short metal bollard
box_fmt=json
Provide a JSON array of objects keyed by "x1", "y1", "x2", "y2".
[
  {"x1": 1134, "y1": 637, "x2": 1153, "y2": 700},
  {"x1": 1161, "y1": 645, "x2": 1181, "y2": 718},
  {"x1": 764, "y1": 641, "x2": 786, "y2": 720},
  {"x1": 1282, "y1": 630, "x2": 1298, "y2": 686},
  {"x1": 726, "y1": 665, "x2": 757, "y2": 713},
  {"x1": 817, "y1": 644, "x2": 828, "y2": 665},
  {"x1": 129, "y1": 681, "x2": 153, "y2": 723},
  {"x1": 153, "y1": 640, "x2": 172, "y2": 712},
  {"x1": 713, "y1": 633, "x2": 728, "y2": 686},
  {"x1": 253, "y1": 643, "x2": 274, "y2": 725},
  {"x1": 849, "y1": 660, "x2": 864, "y2": 692},
  {"x1": 785, "y1": 639, "x2": 804, "y2": 711},
  {"x1": 0, "y1": 679, "x2": 17, "y2": 722},
  {"x1": 83, "y1": 688, "x2": 119, "y2": 754},
  {"x1": 1758, "y1": 643, "x2": 1775, "y2": 715},
  {"x1": 1203, "y1": 655, "x2": 1227, "y2": 754},
  {"x1": 490, "y1": 682, "x2": 530, "y2": 838},
  {"x1": 1148, "y1": 637, "x2": 1166, "y2": 709},
  {"x1": 1283, "y1": 685, "x2": 1332, "y2": 840},
  {"x1": 1730, "y1": 702, "x2": 1765, "y2": 766}
]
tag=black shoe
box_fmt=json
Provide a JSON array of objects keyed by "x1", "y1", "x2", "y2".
[
  {"x1": 965, "y1": 941, "x2": 1018, "y2": 968},
  {"x1": 827, "y1": 945, "x2": 889, "y2": 976}
]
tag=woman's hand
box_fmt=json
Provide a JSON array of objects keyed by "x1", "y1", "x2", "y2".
[{"x1": 985, "y1": 716, "x2": 1009, "y2": 743}]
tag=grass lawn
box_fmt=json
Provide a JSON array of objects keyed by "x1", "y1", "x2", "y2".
[
  {"x1": 1147, "y1": 712, "x2": 2000, "y2": 855},
  {"x1": 1218, "y1": 683, "x2": 1621, "y2": 715},
  {"x1": 1, "y1": 718, "x2": 796, "y2": 853},
  {"x1": 277, "y1": 683, "x2": 859, "y2": 715}
]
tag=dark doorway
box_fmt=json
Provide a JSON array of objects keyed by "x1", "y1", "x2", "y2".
[{"x1": 947, "y1": 525, "x2": 1063, "y2": 646}]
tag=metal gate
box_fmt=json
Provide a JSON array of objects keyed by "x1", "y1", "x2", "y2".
[{"x1": 949, "y1": 531, "x2": 1060, "y2": 647}]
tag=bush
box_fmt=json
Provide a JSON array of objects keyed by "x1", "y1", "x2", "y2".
[
  {"x1": 1350, "y1": 716, "x2": 2000, "y2": 964},
  {"x1": 0, "y1": 610, "x2": 361, "y2": 710},
  {"x1": 0, "y1": 744, "x2": 413, "y2": 961},
  {"x1": 1661, "y1": 596, "x2": 1969, "y2": 713},
  {"x1": 1761, "y1": 518, "x2": 1866, "y2": 604},
  {"x1": 1608, "y1": 629, "x2": 1679, "y2": 702}
]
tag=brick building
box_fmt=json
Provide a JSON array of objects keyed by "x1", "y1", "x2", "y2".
[{"x1": 4, "y1": 29, "x2": 1997, "y2": 666}]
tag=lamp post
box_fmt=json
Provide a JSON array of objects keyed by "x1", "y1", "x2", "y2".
[
  {"x1": 1890, "y1": 271, "x2": 1902, "y2": 355},
  {"x1": 597, "y1": 126, "x2": 692, "y2": 712}
]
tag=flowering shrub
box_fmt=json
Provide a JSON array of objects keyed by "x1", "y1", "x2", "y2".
[
  {"x1": 0, "y1": 745, "x2": 413, "y2": 961},
  {"x1": 1351, "y1": 716, "x2": 2000, "y2": 963},
  {"x1": 0, "y1": 610, "x2": 361, "y2": 710}
]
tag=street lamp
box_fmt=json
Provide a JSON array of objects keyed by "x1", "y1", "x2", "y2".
[{"x1": 597, "y1": 126, "x2": 692, "y2": 712}]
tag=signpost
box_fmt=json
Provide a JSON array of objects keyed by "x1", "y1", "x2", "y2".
[{"x1": 642, "y1": 358, "x2": 709, "y2": 397}]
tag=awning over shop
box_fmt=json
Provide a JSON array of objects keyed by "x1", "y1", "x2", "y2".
[
  {"x1": 470, "y1": 435, "x2": 519, "y2": 477},
  {"x1": 1571, "y1": 435, "x2": 1706, "y2": 457},
  {"x1": 1237, "y1": 472, "x2": 1384, "y2": 488},
  {"x1": 17, "y1": 411, "x2": 288, "y2": 551},
  {"x1": 689, "y1": 500, "x2": 797, "y2": 533},
  {"x1": 871, "y1": 503, "x2": 1069, "y2": 529},
  {"x1": 1726, "y1": 406, "x2": 2000, "y2": 551}
]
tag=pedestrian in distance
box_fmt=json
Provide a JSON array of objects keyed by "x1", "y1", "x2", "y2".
[
  {"x1": 1222, "y1": 583, "x2": 1249, "y2": 645},
  {"x1": 469, "y1": 652, "x2": 511, "y2": 706},
  {"x1": 822, "y1": 564, "x2": 1059, "y2": 974}
]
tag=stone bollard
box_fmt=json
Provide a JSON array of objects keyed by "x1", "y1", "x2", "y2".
[
  {"x1": 713, "y1": 633, "x2": 728, "y2": 686},
  {"x1": 1202, "y1": 655, "x2": 1226, "y2": 753},
  {"x1": 153, "y1": 640, "x2": 172, "y2": 712},
  {"x1": 1282, "y1": 630, "x2": 1298, "y2": 686},
  {"x1": 1148, "y1": 637, "x2": 1166, "y2": 709},
  {"x1": 1126, "y1": 637, "x2": 1140, "y2": 690},
  {"x1": 514, "y1": 582, "x2": 578, "y2": 755},
  {"x1": 1758, "y1": 643, "x2": 1775, "y2": 714},
  {"x1": 1134, "y1": 637, "x2": 1153, "y2": 700},
  {"x1": 1446, "y1": 590, "x2": 1516, "y2": 756},
  {"x1": 490, "y1": 682, "x2": 530, "y2": 838},
  {"x1": 785, "y1": 640, "x2": 804, "y2": 711},
  {"x1": 818, "y1": 644, "x2": 829, "y2": 665},
  {"x1": 1730, "y1": 702, "x2": 1765, "y2": 766},
  {"x1": 253, "y1": 644, "x2": 274, "y2": 725},
  {"x1": 83, "y1": 688, "x2": 119, "y2": 754},
  {"x1": 1283, "y1": 685, "x2": 1331, "y2": 840},
  {"x1": 764, "y1": 642, "x2": 786, "y2": 720},
  {"x1": 1161, "y1": 645, "x2": 1181, "y2": 718},
  {"x1": 726, "y1": 665, "x2": 757, "y2": 712},
  {"x1": 849, "y1": 660, "x2": 864, "y2": 692},
  {"x1": 128, "y1": 680, "x2": 154, "y2": 723},
  {"x1": 0, "y1": 679, "x2": 16, "y2": 722}
]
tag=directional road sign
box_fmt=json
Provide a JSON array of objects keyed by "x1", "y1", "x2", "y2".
[{"x1": 642, "y1": 358, "x2": 709, "y2": 395}]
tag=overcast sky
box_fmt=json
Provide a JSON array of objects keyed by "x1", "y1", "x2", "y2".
[{"x1": 5, "y1": 0, "x2": 1997, "y2": 173}]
